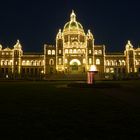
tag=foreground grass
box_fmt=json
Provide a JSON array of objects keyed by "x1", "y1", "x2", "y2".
[{"x1": 0, "y1": 80, "x2": 140, "y2": 139}]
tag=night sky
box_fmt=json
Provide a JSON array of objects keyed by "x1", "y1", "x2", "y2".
[{"x1": 0, "y1": 0, "x2": 140, "y2": 52}]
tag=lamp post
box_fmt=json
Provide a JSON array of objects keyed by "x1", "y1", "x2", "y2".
[{"x1": 87, "y1": 65, "x2": 98, "y2": 85}]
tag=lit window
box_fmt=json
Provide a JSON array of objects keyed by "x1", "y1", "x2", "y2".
[
  {"x1": 5, "y1": 60, "x2": 8, "y2": 66},
  {"x1": 49, "y1": 59, "x2": 54, "y2": 65},
  {"x1": 59, "y1": 58, "x2": 62, "y2": 65},
  {"x1": 96, "y1": 59, "x2": 100, "y2": 65},
  {"x1": 48, "y1": 50, "x2": 51, "y2": 55},
  {"x1": 98, "y1": 50, "x2": 102, "y2": 54},
  {"x1": 94, "y1": 50, "x2": 97, "y2": 55},
  {"x1": 32, "y1": 61, "x2": 35, "y2": 66},
  {"x1": 89, "y1": 50, "x2": 92, "y2": 54},
  {"x1": 106, "y1": 60, "x2": 110, "y2": 66},
  {"x1": 39, "y1": 61, "x2": 42, "y2": 66},
  {"x1": 8, "y1": 61, "x2": 11, "y2": 65},
  {"x1": 42, "y1": 60, "x2": 44, "y2": 65},
  {"x1": 114, "y1": 60, "x2": 117, "y2": 66},
  {"x1": 2, "y1": 52, "x2": 4, "y2": 55},
  {"x1": 69, "y1": 49, "x2": 72, "y2": 53},
  {"x1": 110, "y1": 68, "x2": 114, "y2": 73},
  {"x1": 1, "y1": 60, "x2": 4, "y2": 66},
  {"x1": 65, "y1": 49, "x2": 68, "y2": 54},
  {"x1": 6, "y1": 52, "x2": 9, "y2": 55},
  {"x1": 22, "y1": 60, "x2": 25, "y2": 65},
  {"x1": 82, "y1": 49, "x2": 85, "y2": 53},
  {"x1": 52, "y1": 50, "x2": 55, "y2": 55},
  {"x1": 73, "y1": 49, "x2": 76, "y2": 53},
  {"x1": 89, "y1": 58, "x2": 92, "y2": 64},
  {"x1": 65, "y1": 59, "x2": 68, "y2": 64},
  {"x1": 35, "y1": 61, "x2": 38, "y2": 66},
  {"x1": 83, "y1": 59, "x2": 86, "y2": 64},
  {"x1": 33, "y1": 61, "x2": 36, "y2": 66},
  {"x1": 122, "y1": 60, "x2": 125, "y2": 66},
  {"x1": 59, "y1": 50, "x2": 62, "y2": 54},
  {"x1": 106, "y1": 68, "x2": 109, "y2": 73},
  {"x1": 78, "y1": 49, "x2": 81, "y2": 53},
  {"x1": 110, "y1": 60, "x2": 114, "y2": 66},
  {"x1": 119, "y1": 60, "x2": 122, "y2": 66},
  {"x1": 27, "y1": 60, "x2": 30, "y2": 66},
  {"x1": 10, "y1": 60, "x2": 13, "y2": 66}
]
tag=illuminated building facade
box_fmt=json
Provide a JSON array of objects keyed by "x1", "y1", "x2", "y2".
[{"x1": 0, "y1": 11, "x2": 140, "y2": 79}]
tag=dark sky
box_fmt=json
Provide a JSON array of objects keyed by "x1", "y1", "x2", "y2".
[{"x1": 0, "y1": 0, "x2": 140, "y2": 52}]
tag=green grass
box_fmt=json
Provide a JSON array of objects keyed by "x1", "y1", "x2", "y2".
[{"x1": 0, "y1": 80, "x2": 140, "y2": 139}]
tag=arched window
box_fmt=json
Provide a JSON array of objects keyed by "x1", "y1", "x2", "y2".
[
  {"x1": 106, "y1": 60, "x2": 110, "y2": 66},
  {"x1": 82, "y1": 49, "x2": 85, "y2": 53},
  {"x1": 33, "y1": 60, "x2": 36, "y2": 66},
  {"x1": 119, "y1": 60, "x2": 122, "y2": 66},
  {"x1": 114, "y1": 60, "x2": 117, "y2": 66},
  {"x1": 10, "y1": 60, "x2": 13, "y2": 66},
  {"x1": 110, "y1": 60, "x2": 114, "y2": 66},
  {"x1": 69, "y1": 49, "x2": 72, "y2": 53},
  {"x1": 59, "y1": 50, "x2": 62, "y2": 54},
  {"x1": 83, "y1": 59, "x2": 86, "y2": 64},
  {"x1": 73, "y1": 49, "x2": 76, "y2": 53},
  {"x1": 31, "y1": 61, "x2": 34, "y2": 66},
  {"x1": 89, "y1": 58, "x2": 92, "y2": 65},
  {"x1": 48, "y1": 50, "x2": 51, "y2": 55},
  {"x1": 58, "y1": 58, "x2": 62, "y2": 65},
  {"x1": 39, "y1": 61, "x2": 42, "y2": 66},
  {"x1": 65, "y1": 59, "x2": 68, "y2": 64},
  {"x1": 106, "y1": 68, "x2": 109, "y2": 73},
  {"x1": 96, "y1": 59, "x2": 100, "y2": 65},
  {"x1": 52, "y1": 50, "x2": 55, "y2": 55},
  {"x1": 89, "y1": 50, "x2": 92, "y2": 54},
  {"x1": 27, "y1": 60, "x2": 30, "y2": 66},
  {"x1": 35, "y1": 61, "x2": 38, "y2": 66},
  {"x1": 98, "y1": 50, "x2": 102, "y2": 54},
  {"x1": 1, "y1": 60, "x2": 4, "y2": 66},
  {"x1": 65, "y1": 49, "x2": 68, "y2": 54},
  {"x1": 6, "y1": 60, "x2": 8, "y2": 65},
  {"x1": 78, "y1": 49, "x2": 81, "y2": 53},
  {"x1": 94, "y1": 50, "x2": 97, "y2": 55},
  {"x1": 49, "y1": 59, "x2": 54, "y2": 65},
  {"x1": 22, "y1": 60, "x2": 25, "y2": 66},
  {"x1": 122, "y1": 60, "x2": 125, "y2": 66}
]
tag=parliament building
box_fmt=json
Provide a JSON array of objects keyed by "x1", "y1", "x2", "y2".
[{"x1": 0, "y1": 11, "x2": 140, "y2": 80}]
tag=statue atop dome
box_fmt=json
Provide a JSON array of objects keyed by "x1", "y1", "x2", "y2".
[{"x1": 70, "y1": 10, "x2": 76, "y2": 22}]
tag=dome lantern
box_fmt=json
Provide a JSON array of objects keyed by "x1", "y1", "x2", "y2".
[{"x1": 63, "y1": 10, "x2": 84, "y2": 32}]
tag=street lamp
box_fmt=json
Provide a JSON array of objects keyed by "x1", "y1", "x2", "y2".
[{"x1": 87, "y1": 65, "x2": 98, "y2": 84}]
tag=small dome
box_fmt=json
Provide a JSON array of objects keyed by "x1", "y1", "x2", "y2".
[
  {"x1": 14, "y1": 40, "x2": 22, "y2": 50},
  {"x1": 0, "y1": 44, "x2": 2, "y2": 50}
]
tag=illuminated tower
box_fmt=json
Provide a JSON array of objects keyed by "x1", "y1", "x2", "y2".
[
  {"x1": 56, "y1": 29, "x2": 64, "y2": 72},
  {"x1": 56, "y1": 10, "x2": 94, "y2": 73},
  {"x1": 13, "y1": 40, "x2": 23, "y2": 75},
  {"x1": 125, "y1": 40, "x2": 136, "y2": 73}
]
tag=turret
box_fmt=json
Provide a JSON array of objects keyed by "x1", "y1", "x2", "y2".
[
  {"x1": 125, "y1": 40, "x2": 135, "y2": 73},
  {"x1": 0, "y1": 44, "x2": 2, "y2": 50},
  {"x1": 13, "y1": 40, "x2": 23, "y2": 75}
]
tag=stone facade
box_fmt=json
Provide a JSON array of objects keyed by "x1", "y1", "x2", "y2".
[{"x1": 0, "y1": 11, "x2": 140, "y2": 79}]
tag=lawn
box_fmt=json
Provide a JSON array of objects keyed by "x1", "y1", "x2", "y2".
[{"x1": 0, "y1": 80, "x2": 140, "y2": 139}]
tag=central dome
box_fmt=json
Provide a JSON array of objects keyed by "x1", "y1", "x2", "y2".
[{"x1": 63, "y1": 10, "x2": 84, "y2": 32}]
